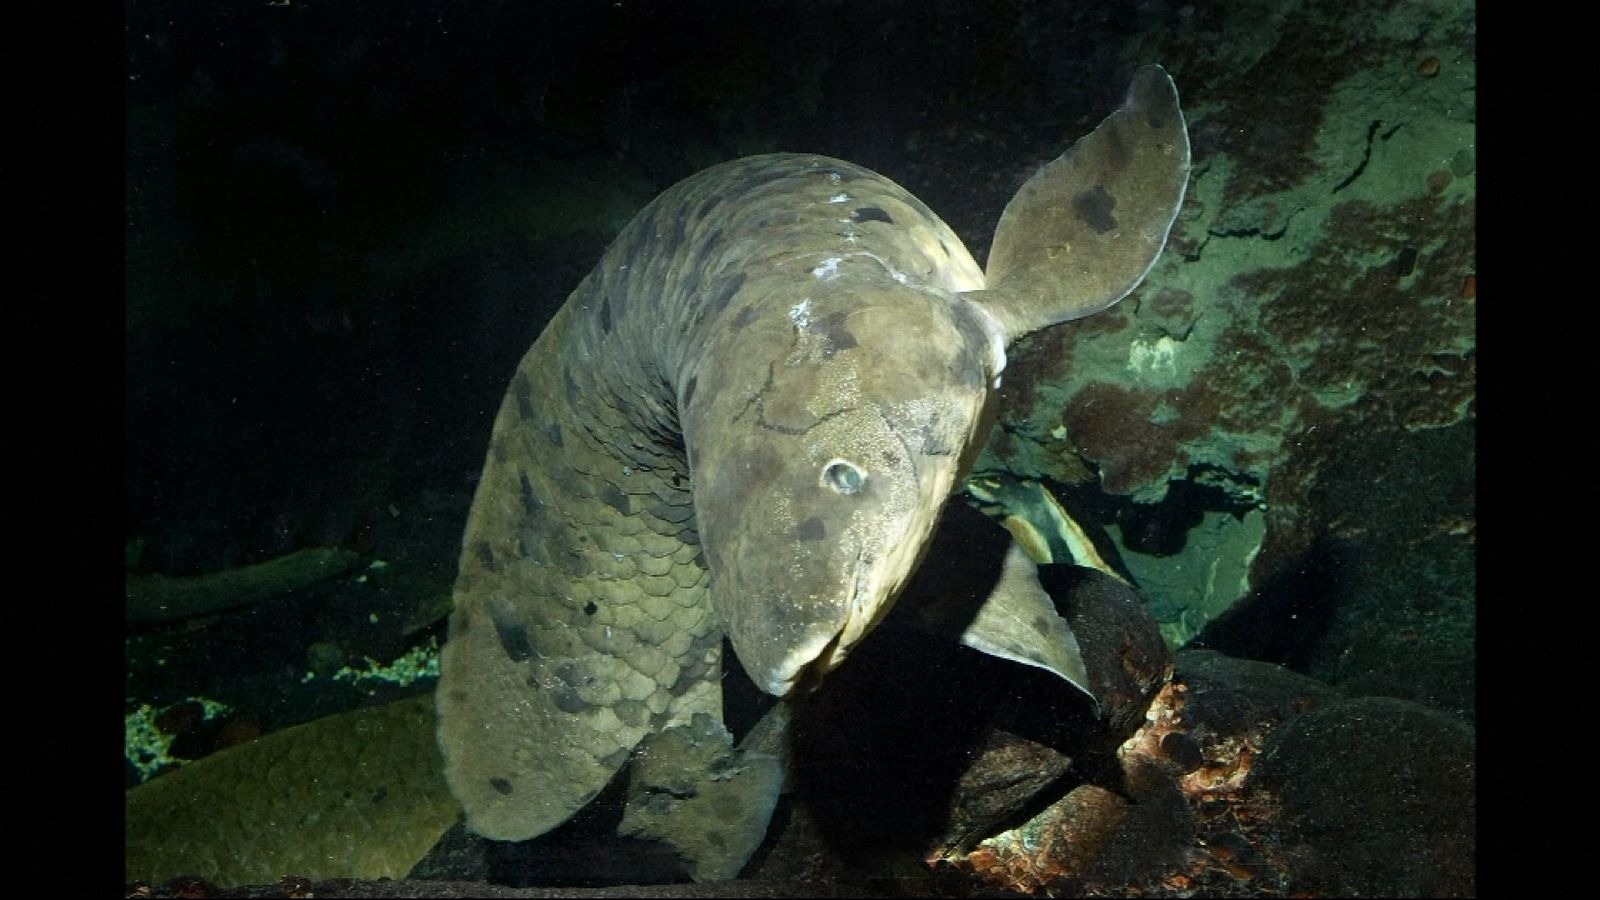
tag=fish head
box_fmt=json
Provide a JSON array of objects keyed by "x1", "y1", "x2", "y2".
[{"x1": 685, "y1": 270, "x2": 1007, "y2": 696}]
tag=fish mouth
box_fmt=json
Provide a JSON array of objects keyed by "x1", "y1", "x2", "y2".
[
  {"x1": 774, "y1": 631, "x2": 845, "y2": 697},
  {"x1": 766, "y1": 550, "x2": 887, "y2": 696}
]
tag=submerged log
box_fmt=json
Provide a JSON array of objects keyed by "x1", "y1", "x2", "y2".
[{"x1": 125, "y1": 546, "x2": 362, "y2": 623}]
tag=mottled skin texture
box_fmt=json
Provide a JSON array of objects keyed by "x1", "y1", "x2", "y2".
[{"x1": 439, "y1": 66, "x2": 1189, "y2": 844}]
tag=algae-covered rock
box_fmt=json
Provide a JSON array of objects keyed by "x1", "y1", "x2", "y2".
[
  {"x1": 125, "y1": 692, "x2": 458, "y2": 887},
  {"x1": 1247, "y1": 696, "x2": 1475, "y2": 897}
]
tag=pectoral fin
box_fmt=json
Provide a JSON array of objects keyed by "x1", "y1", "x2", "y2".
[
  {"x1": 975, "y1": 64, "x2": 1190, "y2": 342},
  {"x1": 905, "y1": 505, "x2": 1098, "y2": 711},
  {"x1": 951, "y1": 542, "x2": 1097, "y2": 711},
  {"x1": 617, "y1": 712, "x2": 785, "y2": 883}
]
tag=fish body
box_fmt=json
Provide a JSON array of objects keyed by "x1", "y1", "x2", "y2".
[{"x1": 438, "y1": 66, "x2": 1190, "y2": 844}]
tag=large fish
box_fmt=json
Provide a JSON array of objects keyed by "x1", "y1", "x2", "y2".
[{"x1": 437, "y1": 65, "x2": 1190, "y2": 843}]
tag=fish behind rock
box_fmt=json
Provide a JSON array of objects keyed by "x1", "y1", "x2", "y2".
[{"x1": 437, "y1": 65, "x2": 1190, "y2": 845}]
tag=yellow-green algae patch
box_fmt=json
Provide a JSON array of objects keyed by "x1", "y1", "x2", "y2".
[
  {"x1": 303, "y1": 636, "x2": 441, "y2": 690},
  {"x1": 125, "y1": 692, "x2": 458, "y2": 887},
  {"x1": 125, "y1": 697, "x2": 232, "y2": 781}
]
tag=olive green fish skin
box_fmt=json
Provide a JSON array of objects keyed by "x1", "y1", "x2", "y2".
[{"x1": 438, "y1": 154, "x2": 996, "y2": 842}]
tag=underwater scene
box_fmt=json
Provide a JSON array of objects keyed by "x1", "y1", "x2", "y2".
[{"x1": 125, "y1": 0, "x2": 1475, "y2": 896}]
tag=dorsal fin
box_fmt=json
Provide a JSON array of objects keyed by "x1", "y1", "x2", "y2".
[{"x1": 975, "y1": 64, "x2": 1190, "y2": 343}]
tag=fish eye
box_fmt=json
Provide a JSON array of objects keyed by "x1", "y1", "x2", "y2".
[{"x1": 822, "y1": 459, "x2": 866, "y2": 494}]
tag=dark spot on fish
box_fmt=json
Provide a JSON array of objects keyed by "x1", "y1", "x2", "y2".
[
  {"x1": 583, "y1": 600, "x2": 598, "y2": 616},
  {"x1": 489, "y1": 777, "x2": 514, "y2": 795},
  {"x1": 722, "y1": 164, "x2": 797, "y2": 200},
  {"x1": 519, "y1": 484, "x2": 571, "y2": 563},
  {"x1": 546, "y1": 420, "x2": 563, "y2": 447},
  {"x1": 552, "y1": 662, "x2": 592, "y2": 713},
  {"x1": 667, "y1": 668, "x2": 695, "y2": 698},
  {"x1": 796, "y1": 516, "x2": 826, "y2": 540},
  {"x1": 695, "y1": 192, "x2": 724, "y2": 219},
  {"x1": 683, "y1": 375, "x2": 698, "y2": 408},
  {"x1": 474, "y1": 541, "x2": 497, "y2": 571},
  {"x1": 852, "y1": 206, "x2": 893, "y2": 224},
  {"x1": 1074, "y1": 186, "x2": 1117, "y2": 233},
  {"x1": 707, "y1": 271, "x2": 746, "y2": 319},
  {"x1": 731, "y1": 303, "x2": 759, "y2": 330},
  {"x1": 563, "y1": 368, "x2": 581, "y2": 402},
  {"x1": 519, "y1": 474, "x2": 537, "y2": 511},
  {"x1": 938, "y1": 238, "x2": 952, "y2": 257},
  {"x1": 817, "y1": 311, "x2": 858, "y2": 357},
  {"x1": 649, "y1": 500, "x2": 694, "y2": 524},
  {"x1": 1031, "y1": 614, "x2": 1053, "y2": 637},
  {"x1": 679, "y1": 267, "x2": 704, "y2": 308},
  {"x1": 489, "y1": 607, "x2": 535, "y2": 662},
  {"x1": 949, "y1": 316, "x2": 989, "y2": 390},
  {"x1": 551, "y1": 462, "x2": 593, "y2": 499},
  {"x1": 696, "y1": 225, "x2": 724, "y2": 268},
  {"x1": 599, "y1": 295, "x2": 613, "y2": 333},
  {"x1": 600, "y1": 483, "x2": 631, "y2": 515},
  {"x1": 513, "y1": 373, "x2": 535, "y2": 420}
]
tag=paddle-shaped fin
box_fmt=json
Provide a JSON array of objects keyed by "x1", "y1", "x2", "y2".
[
  {"x1": 976, "y1": 64, "x2": 1190, "y2": 342},
  {"x1": 618, "y1": 712, "x2": 785, "y2": 882},
  {"x1": 955, "y1": 542, "x2": 1096, "y2": 709},
  {"x1": 906, "y1": 508, "x2": 1098, "y2": 711}
]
